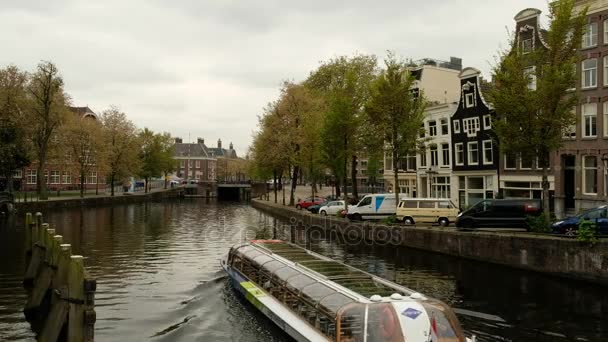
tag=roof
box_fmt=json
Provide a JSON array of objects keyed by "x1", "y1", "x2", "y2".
[
  {"x1": 208, "y1": 147, "x2": 237, "y2": 158},
  {"x1": 69, "y1": 106, "x2": 97, "y2": 119},
  {"x1": 174, "y1": 143, "x2": 210, "y2": 158}
]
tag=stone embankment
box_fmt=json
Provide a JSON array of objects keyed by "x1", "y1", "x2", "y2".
[{"x1": 252, "y1": 199, "x2": 608, "y2": 285}]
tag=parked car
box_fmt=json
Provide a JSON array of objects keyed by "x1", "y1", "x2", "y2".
[
  {"x1": 307, "y1": 201, "x2": 329, "y2": 214},
  {"x1": 295, "y1": 196, "x2": 326, "y2": 210},
  {"x1": 552, "y1": 205, "x2": 608, "y2": 236},
  {"x1": 455, "y1": 199, "x2": 542, "y2": 229},
  {"x1": 396, "y1": 198, "x2": 459, "y2": 226},
  {"x1": 346, "y1": 194, "x2": 407, "y2": 221},
  {"x1": 318, "y1": 201, "x2": 346, "y2": 216}
]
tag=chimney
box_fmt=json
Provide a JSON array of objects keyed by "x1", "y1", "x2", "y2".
[
  {"x1": 217, "y1": 139, "x2": 222, "y2": 149},
  {"x1": 229, "y1": 142, "x2": 233, "y2": 150},
  {"x1": 197, "y1": 137, "x2": 204, "y2": 145},
  {"x1": 174, "y1": 137, "x2": 182, "y2": 144}
]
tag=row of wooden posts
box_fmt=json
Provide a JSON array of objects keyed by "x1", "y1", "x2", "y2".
[{"x1": 23, "y1": 212, "x2": 96, "y2": 342}]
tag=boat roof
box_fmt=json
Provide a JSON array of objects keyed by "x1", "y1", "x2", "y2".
[{"x1": 233, "y1": 240, "x2": 418, "y2": 302}]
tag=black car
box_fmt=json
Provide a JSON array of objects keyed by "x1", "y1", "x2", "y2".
[{"x1": 456, "y1": 199, "x2": 542, "y2": 229}]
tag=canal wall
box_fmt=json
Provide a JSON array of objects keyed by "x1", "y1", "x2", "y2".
[
  {"x1": 252, "y1": 199, "x2": 608, "y2": 286},
  {"x1": 14, "y1": 188, "x2": 183, "y2": 213}
]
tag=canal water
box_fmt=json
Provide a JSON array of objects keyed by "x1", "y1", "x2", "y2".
[{"x1": 0, "y1": 199, "x2": 606, "y2": 341}]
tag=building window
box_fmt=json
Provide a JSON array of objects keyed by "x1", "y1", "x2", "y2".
[
  {"x1": 583, "y1": 22, "x2": 598, "y2": 48},
  {"x1": 605, "y1": 19, "x2": 608, "y2": 45},
  {"x1": 188, "y1": 160, "x2": 193, "y2": 168},
  {"x1": 468, "y1": 142, "x2": 478, "y2": 165},
  {"x1": 440, "y1": 118, "x2": 449, "y2": 135},
  {"x1": 195, "y1": 160, "x2": 201, "y2": 168},
  {"x1": 431, "y1": 176, "x2": 450, "y2": 199},
  {"x1": 406, "y1": 155, "x2": 417, "y2": 171},
  {"x1": 604, "y1": 102, "x2": 608, "y2": 138},
  {"x1": 583, "y1": 156, "x2": 598, "y2": 195},
  {"x1": 429, "y1": 121, "x2": 437, "y2": 136},
  {"x1": 605, "y1": 56, "x2": 608, "y2": 86},
  {"x1": 505, "y1": 154, "x2": 517, "y2": 169},
  {"x1": 26, "y1": 170, "x2": 37, "y2": 184},
  {"x1": 62, "y1": 171, "x2": 71, "y2": 184},
  {"x1": 520, "y1": 155, "x2": 533, "y2": 169},
  {"x1": 583, "y1": 103, "x2": 597, "y2": 137},
  {"x1": 50, "y1": 170, "x2": 60, "y2": 184},
  {"x1": 87, "y1": 171, "x2": 97, "y2": 184},
  {"x1": 482, "y1": 140, "x2": 493, "y2": 165},
  {"x1": 463, "y1": 117, "x2": 480, "y2": 136},
  {"x1": 483, "y1": 115, "x2": 491, "y2": 129},
  {"x1": 180, "y1": 160, "x2": 185, "y2": 168},
  {"x1": 455, "y1": 143, "x2": 464, "y2": 166},
  {"x1": 453, "y1": 120, "x2": 461, "y2": 133},
  {"x1": 582, "y1": 59, "x2": 597, "y2": 88},
  {"x1": 465, "y1": 93, "x2": 475, "y2": 108},
  {"x1": 524, "y1": 66, "x2": 536, "y2": 90},
  {"x1": 419, "y1": 123, "x2": 425, "y2": 138},
  {"x1": 430, "y1": 145, "x2": 438, "y2": 166},
  {"x1": 521, "y1": 38, "x2": 533, "y2": 54},
  {"x1": 13, "y1": 170, "x2": 22, "y2": 178},
  {"x1": 441, "y1": 143, "x2": 450, "y2": 166},
  {"x1": 419, "y1": 152, "x2": 427, "y2": 167}
]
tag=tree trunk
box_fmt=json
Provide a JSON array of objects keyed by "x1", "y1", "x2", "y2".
[
  {"x1": 145, "y1": 177, "x2": 149, "y2": 193},
  {"x1": 281, "y1": 175, "x2": 285, "y2": 205},
  {"x1": 80, "y1": 172, "x2": 85, "y2": 198},
  {"x1": 351, "y1": 155, "x2": 358, "y2": 200},
  {"x1": 273, "y1": 170, "x2": 278, "y2": 203},
  {"x1": 393, "y1": 148, "x2": 400, "y2": 210},
  {"x1": 36, "y1": 159, "x2": 47, "y2": 200},
  {"x1": 110, "y1": 173, "x2": 115, "y2": 197},
  {"x1": 289, "y1": 166, "x2": 299, "y2": 206},
  {"x1": 164, "y1": 172, "x2": 168, "y2": 189},
  {"x1": 542, "y1": 166, "x2": 550, "y2": 218}
]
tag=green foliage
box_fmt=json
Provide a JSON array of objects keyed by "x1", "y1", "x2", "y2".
[
  {"x1": 526, "y1": 212, "x2": 552, "y2": 233},
  {"x1": 380, "y1": 215, "x2": 398, "y2": 225},
  {"x1": 489, "y1": 0, "x2": 587, "y2": 215},
  {"x1": 137, "y1": 128, "x2": 174, "y2": 191},
  {"x1": 366, "y1": 52, "x2": 427, "y2": 207},
  {"x1": 577, "y1": 219, "x2": 598, "y2": 243}
]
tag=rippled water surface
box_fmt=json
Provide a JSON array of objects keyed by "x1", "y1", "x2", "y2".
[{"x1": 0, "y1": 199, "x2": 606, "y2": 341}]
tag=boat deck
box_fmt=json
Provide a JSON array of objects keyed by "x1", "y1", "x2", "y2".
[{"x1": 254, "y1": 241, "x2": 404, "y2": 298}]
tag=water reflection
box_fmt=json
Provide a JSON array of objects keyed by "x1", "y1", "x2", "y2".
[{"x1": 0, "y1": 200, "x2": 605, "y2": 342}]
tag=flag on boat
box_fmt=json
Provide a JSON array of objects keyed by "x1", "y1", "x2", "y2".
[{"x1": 430, "y1": 314, "x2": 438, "y2": 342}]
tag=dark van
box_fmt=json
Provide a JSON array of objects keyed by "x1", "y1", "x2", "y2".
[{"x1": 455, "y1": 199, "x2": 542, "y2": 229}]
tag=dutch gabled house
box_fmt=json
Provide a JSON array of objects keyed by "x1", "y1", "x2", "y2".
[
  {"x1": 450, "y1": 67, "x2": 499, "y2": 208},
  {"x1": 498, "y1": 8, "x2": 556, "y2": 203}
]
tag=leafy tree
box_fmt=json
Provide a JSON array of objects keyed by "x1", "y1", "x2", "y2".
[
  {"x1": 158, "y1": 132, "x2": 177, "y2": 189},
  {"x1": 306, "y1": 54, "x2": 377, "y2": 205},
  {"x1": 366, "y1": 53, "x2": 427, "y2": 209},
  {"x1": 0, "y1": 66, "x2": 29, "y2": 192},
  {"x1": 137, "y1": 128, "x2": 170, "y2": 193},
  {"x1": 101, "y1": 107, "x2": 141, "y2": 196},
  {"x1": 26, "y1": 61, "x2": 69, "y2": 199},
  {"x1": 489, "y1": 0, "x2": 586, "y2": 216},
  {"x1": 61, "y1": 114, "x2": 106, "y2": 197}
]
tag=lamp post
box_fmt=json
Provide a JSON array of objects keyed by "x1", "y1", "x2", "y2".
[{"x1": 601, "y1": 153, "x2": 608, "y2": 196}]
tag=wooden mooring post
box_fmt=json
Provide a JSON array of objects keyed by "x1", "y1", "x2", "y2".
[{"x1": 23, "y1": 212, "x2": 96, "y2": 342}]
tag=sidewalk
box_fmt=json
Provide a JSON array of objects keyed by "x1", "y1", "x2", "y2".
[{"x1": 12, "y1": 183, "x2": 169, "y2": 203}]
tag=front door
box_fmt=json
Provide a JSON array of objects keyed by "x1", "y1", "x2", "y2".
[{"x1": 563, "y1": 156, "x2": 575, "y2": 209}]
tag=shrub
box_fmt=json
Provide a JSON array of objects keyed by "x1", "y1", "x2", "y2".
[
  {"x1": 380, "y1": 215, "x2": 398, "y2": 225},
  {"x1": 526, "y1": 212, "x2": 552, "y2": 233},
  {"x1": 577, "y1": 219, "x2": 598, "y2": 243}
]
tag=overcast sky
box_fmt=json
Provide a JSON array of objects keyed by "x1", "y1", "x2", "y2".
[{"x1": 0, "y1": 0, "x2": 550, "y2": 155}]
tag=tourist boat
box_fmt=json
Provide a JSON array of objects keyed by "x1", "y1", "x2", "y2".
[{"x1": 221, "y1": 240, "x2": 476, "y2": 342}]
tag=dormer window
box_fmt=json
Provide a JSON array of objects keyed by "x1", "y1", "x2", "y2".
[
  {"x1": 465, "y1": 93, "x2": 475, "y2": 108},
  {"x1": 521, "y1": 38, "x2": 533, "y2": 54}
]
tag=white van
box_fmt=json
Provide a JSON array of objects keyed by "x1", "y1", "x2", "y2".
[
  {"x1": 396, "y1": 198, "x2": 459, "y2": 226},
  {"x1": 346, "y1": 194, "x2": 407, "y2": 221}
]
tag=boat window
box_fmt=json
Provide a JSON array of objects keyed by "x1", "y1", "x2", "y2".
[
  {"x1": 241, "y1": 248, "x2": 263, "y2": 260},
  {"x1": 285, "y1": 274, "x2": 316, "y2": 292},
  {"x1": 337, "y1": 304, "x2": 365, "y2": 342},
  {"x1": 231, "y1": 255, "x2": 243, "y2": 270},
  {"x1": 261, "y1": 260, "x2": 285, "y2": 274},
  {"x1": 319, "y1": 293, "x2": 354, "y2": 316},
  {"x1": 301, "y1": 283, "x2": 335, "y2": 305},
  {"x1": 419, "y1": 300, "x2": 467, "y2": 342},
  {"x1": 251, "y1": 254, "x2": 274, "y2": 268},
  {"x1": 366, "y1": 303, "x2": 405, "y2": 342},
  {"x1": 274, "y1": 266, "x2": 301, "y2": 283}
]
